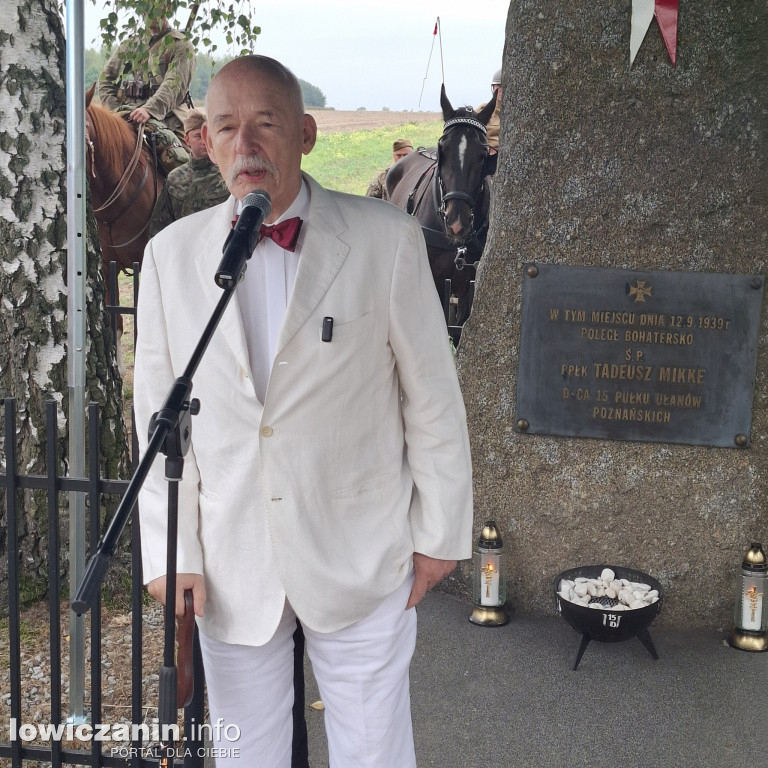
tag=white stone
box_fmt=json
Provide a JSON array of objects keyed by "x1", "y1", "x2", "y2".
[
  {"x1": 557, "y1": 570, "x2": 660, "y2": 613},
  {"x1": 618, "y1": 590, "x2": 634, "y2": 605},
  {"x1": 600, "y1": 568, "x2": 616, "y2": 582}
]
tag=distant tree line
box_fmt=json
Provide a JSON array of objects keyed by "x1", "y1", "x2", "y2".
[
  {"x1": 85, "y1": 49, "x2": 327, "y2": 108},
  {"x1": 300, "y1": 81, "x2": 326, "y2": 110}
]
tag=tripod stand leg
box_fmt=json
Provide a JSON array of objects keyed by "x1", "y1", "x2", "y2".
[
  {"x1": 572, "y1": 634, "x2": 591, "y2": 670},
  {"x1": 636, "y1": 628, "x2": 660, "y2": 660}
]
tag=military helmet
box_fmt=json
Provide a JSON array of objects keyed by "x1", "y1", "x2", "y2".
[{"x1": 491, "y1": 69, "x2": 502, "y2": 85}]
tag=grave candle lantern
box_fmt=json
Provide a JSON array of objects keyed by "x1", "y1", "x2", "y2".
[
  {"x1": 469, "y1": 521, "x2": 508, "y2": 627},
  {"x1": 728, "y1": 542, "x2": 768, "y2": 652}
]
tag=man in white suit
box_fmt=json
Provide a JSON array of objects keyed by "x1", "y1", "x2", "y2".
[{"x1": 135, "y1": 55, "x2": 473, "y2": 767}]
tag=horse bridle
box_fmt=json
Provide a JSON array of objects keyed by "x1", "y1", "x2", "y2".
[
  {"x1": 437, "y1": 118, "x2": 490, "y2": 227},
  {"x1": 434, "y1": 117, "x2": 491, "y2": 269}
]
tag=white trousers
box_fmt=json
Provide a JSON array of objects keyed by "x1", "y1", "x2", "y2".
[{"x1": 198, "y1": 575, "x2": 418, "y2": 768}]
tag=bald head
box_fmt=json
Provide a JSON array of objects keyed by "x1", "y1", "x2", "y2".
[{"x1": 208, "y1": 55, "x2": 305, "y2": 120}]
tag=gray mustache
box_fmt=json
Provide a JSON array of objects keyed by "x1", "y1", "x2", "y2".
[{"x1": 228, "y1": 156, "x2": 278, "y2": 185}]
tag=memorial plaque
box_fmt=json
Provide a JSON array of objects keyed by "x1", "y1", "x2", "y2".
[{"x1": 516, "y1": 264, "x2": 765, "y2": 447}]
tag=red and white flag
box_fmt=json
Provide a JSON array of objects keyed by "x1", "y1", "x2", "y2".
[{"x1": 630, "y1": 0, "x2": 679, "y2": 66}]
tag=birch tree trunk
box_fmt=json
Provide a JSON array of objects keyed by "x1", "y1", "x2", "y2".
[{"x1": 0, "y1": 0, "x2": 128, "y2": 607}]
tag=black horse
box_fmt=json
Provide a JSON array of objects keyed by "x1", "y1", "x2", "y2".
[{"x1": 386, "y1": 85, "x2": 498, "y2": 325}]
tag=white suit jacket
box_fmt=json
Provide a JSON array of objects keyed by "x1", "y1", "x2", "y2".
[{"x1": 135, "y1": 173, "x2": 473, "y2": 645}]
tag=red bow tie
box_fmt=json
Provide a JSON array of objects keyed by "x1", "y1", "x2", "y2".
[
  {"x1": 260, "y1": 218, "x2": 303, "y2": 251},
  {"x1": 231, "y1": 215, "x2": 303, "y2": 252}
]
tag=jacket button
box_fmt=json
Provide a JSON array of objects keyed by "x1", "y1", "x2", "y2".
[{"x1": 261, "y1": 426, "x2": 273, "y2": 437}]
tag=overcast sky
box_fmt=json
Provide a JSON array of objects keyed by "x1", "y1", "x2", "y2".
[{"x1": 82, "y1": 0, "x2": 508, "y2": 112}]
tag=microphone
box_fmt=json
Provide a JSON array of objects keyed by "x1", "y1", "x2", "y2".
[{"x1": 215, "y1": 190, "x2": 272, "y2": 289}]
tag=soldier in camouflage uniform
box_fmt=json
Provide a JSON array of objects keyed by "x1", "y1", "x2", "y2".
[
  {"x1": 99, "y1": 13, "x2": 196, "y2": 170},
  {"x1": 149, "y1": 109, "x2": 230, "y2": 237},
  {"x1": 365, "y1": 138, "x2": 414, "y2": 200}
]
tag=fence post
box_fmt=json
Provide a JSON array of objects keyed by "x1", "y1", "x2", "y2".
[
  {"x1": 4, "y1": 398, "x2": 22, "y2": 767},
  {"x1": 87, "y1": 402, "x2": 104, "y2": 768},
  {"x1": 46, "y1": 401, "x2": 63, "y2": 768}
]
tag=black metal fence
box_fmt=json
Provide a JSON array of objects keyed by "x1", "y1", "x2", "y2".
[
  {"x1": 0, "y1": 397, "x2": 206, "y2": 768},
  {"x1": 0, "y1": 265, "x2": 205, "y2": 768}
]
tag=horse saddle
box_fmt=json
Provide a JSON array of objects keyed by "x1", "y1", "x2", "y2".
[{"x1": 115, "y1": 112, "x2": 189, "y2": 173}]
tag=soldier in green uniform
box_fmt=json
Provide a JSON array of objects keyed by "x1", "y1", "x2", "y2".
[
  {"x1": 365, "y1": 138, "x2": 414, "y2": 200},
  {"x1": 99, "y1": 12, "x2": 196, "y2": 170},
  {"x1": 148, "y1": 109, "x2": 230, "y2": 237}
]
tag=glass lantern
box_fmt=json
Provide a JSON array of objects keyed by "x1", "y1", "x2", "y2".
[
  {"x1": 728, "y1": 542, "x2": 768, "y2": 652},
  {"x1": 469, "y1": 520, "x2": 508, "y2": 626}
]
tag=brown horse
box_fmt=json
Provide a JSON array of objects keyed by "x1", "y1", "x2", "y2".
[
  {"x1": 386, "y1": 86, "x2": 497, "y2": 327},
  {"x1": 84, "y1": 85, "x2": 162, "y2": 370}
]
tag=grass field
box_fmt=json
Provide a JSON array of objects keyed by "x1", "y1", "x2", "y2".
[{"x1": 301, "y1": 120, "x2": 443, "y2": 195}]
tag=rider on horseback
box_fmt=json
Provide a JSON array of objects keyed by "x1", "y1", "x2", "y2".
[
  {"x1": 98, "y1": 10, "x2": 196, "y2": 173},
  {"x1": 475, "y1": 68, "x2": 502, "y2": 151}
]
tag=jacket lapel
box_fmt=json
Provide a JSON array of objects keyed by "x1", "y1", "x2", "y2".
[
  {"x1": 194, "y1": 197, "x2": 253, "y2": 376},
  {"x1": 277, "y1": 175, "x2": 351, "y2": 351}
]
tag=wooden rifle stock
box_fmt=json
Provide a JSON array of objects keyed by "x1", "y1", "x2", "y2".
[
  {"x1": 176, "y1": 589, "x2": 195, "y2": 708},
  {"x1": 184, "y1": 4, "x2": 200, "y2": 36}
]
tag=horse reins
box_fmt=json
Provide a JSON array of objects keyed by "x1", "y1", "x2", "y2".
[
  {"x1": 406, "y1": 151, "x2": 438, "y2": 217},
  {"x1": 90, "y1": 123, "x2": 146, "y2": 213},
  {"x1": 86, "y1": 121, "x2": 160, "y2": 250}
]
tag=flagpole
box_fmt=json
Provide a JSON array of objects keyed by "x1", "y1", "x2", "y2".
[{"x1": 419, "y1": 17, "x2": 440, "y2": 108}]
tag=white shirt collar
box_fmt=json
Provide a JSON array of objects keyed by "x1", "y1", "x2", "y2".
[{"x1": 234, "y1": 179, "x2": 311, "y2": 225}]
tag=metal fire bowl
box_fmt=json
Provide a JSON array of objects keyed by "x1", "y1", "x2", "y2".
[{"x1": 554, "y1": 565, "x2": 663, "y2": 644}]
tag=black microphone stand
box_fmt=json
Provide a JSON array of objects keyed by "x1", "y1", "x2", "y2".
[{"x1": 73, "y1": 239, "x2": 254, "y2": 767}]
